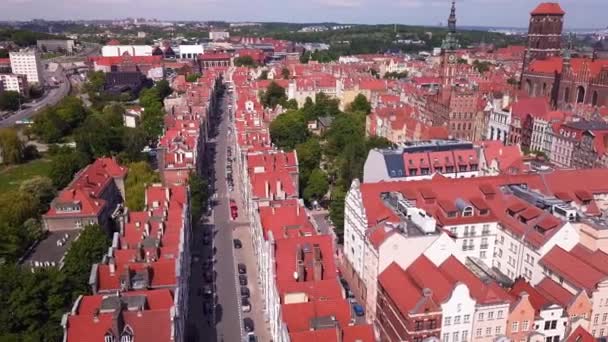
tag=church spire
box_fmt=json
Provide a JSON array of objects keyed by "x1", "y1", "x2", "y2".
[{"x1": 448, "y1": 0, "x2": 457, "y2": 34}]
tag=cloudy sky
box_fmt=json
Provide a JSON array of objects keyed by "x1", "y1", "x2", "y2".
[{"x1": 1, "y1": 0, "x2": 606, "y2": 28}]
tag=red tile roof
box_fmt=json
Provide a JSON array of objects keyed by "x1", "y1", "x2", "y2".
[
  {"x1": 66, "y1": 289, "x2": 174, "y2": 342},
  {"x1": 565, "y1": 326, "x2": 595, "y2": 342},
  {"x1": 531, "y1": 2, "x2": 565, "y2": 15},
  {"x1": 536, "y1": 277, "x2": 575, "y2": 308},
  {"x1": 281, "y1": 300, "x2": 351, "y2": 333},
  {"x1": 539, "y1": 246, "x2": 608, "y2": 293}
]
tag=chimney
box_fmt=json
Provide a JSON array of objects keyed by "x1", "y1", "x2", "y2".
[
  {"x1": 165, "y1": 187, "x2": 171, "y2": 201},
  {"x1": 93, "y1": 309, "x2": 100, "y2": 323},
  {"x1": 502, "y1": 94, "x2": 510, "y2": 108},
  {"x1": 313, "y1": 260, "x2": 323, "y2": 281},
  {"x1": 265, "y1": 181, "x2": 270, "y2": 199},
  {"x1": 109, "y1": 258, "x2": 116, "y2": 274},
  {"x1": 313, "y1": 244, "x2": 322, "y2": 261},
  {"x1": 296, "y1": 204, "x2": 300, "y2": 216},
  {"x1": 296, "y1": 260, "x2": 305, "y2": 282}
]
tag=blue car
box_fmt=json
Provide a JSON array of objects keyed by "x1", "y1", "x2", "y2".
[{"x1": 353, "y1": 304, "x2": 365, "y2": 317}]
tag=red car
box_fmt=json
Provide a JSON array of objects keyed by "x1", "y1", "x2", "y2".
[{"x1": 230, "y1": 199, "x2": 238, "y2": 220}]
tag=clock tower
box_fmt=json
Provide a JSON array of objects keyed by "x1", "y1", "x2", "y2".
[{"x1": 441, "y1": 0, "x2": 460, "y2": 86}]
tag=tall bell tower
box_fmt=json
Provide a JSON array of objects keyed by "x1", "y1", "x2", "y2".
[{"x1": 441, "y1": 0, "x2": 460, "y2": 86}]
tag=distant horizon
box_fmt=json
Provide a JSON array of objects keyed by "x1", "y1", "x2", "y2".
[
  {"x1": 1, "y1": 0, "x2": 607, "y2": 30},
  {"x1": 0, "y1": 19, "x2": 605, "y2": 33}
]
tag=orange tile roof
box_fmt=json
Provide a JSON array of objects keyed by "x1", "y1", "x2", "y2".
[{"x1": 531, "y1": 2, "x2": 565, "y2": 15}]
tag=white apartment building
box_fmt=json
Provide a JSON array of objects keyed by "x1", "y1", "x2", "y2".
[
  {"x1": 9, "y1": 49, "x2": 43, "y2": 84},
  {"x1": 101, "y1": 44, "x2": 153, "y2": 57},
  {"x1": 0, "y1": 73, "x2": 28, "y2": 95},
  {"x1": 441, "y1": 284, "x2": 476, "y2": 342},
  {"x1": 209, "y1": 31, "x2": 230, "y2": 41},
  {"x1": 178, "y1": 45, "x2": 204, "y2": 59},
  {"x1": 486, "y1": 94, "x2": 511, "y2": 143}
]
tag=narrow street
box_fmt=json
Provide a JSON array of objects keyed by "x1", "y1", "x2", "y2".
[{"x1": 187, "y1": 74, "x2": 273, "y2": 342}]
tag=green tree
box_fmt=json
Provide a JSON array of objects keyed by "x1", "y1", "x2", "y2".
[
  {"x1": 74, "y1": 115, "x2": 123, "y2": 158},
  {"x1": 260, "y1": 81, "x2": 287, "y2": 109},
  {"x1": 329, "y1": 185, "x2": 346, "y2": 243},
  {"x1": 185, "y1": 73, "x2": 201, "y2": 83},
  {"x1": 120, "y1": 127, "x2": 148, "y2": 163},
  {"x1": 0, "y1": 128, "x2": 24, "y2": 164},
  {"x1": 188, "y1": 172, "x2": 209, "y2": 224},
  {"x1": 269, "y1": 110, "x2": 309, "y2": 150},
  {"x1": 19, "y1": 176, "x2": 56, "y2": 212},
  {"x1": 296, "y1": 137, "x2": 321, "y2": 183},
  {"x1": 62, "y1": 224, "x2": 110, "y2": 294},
  {"x1": 49, "y1": 150, "x2": 91, "y2": 188},
  {"x1": 472, "y1": 59, "x2": 492, "y2": 73},
  {"x1": 84, "y1": 71, "x2": 105, "y2": 94},
  {"x1": 303, "y1": 168, "x2": 329, "y2": 203},
  {"x1": 234, "y1": 55, "x2": 256, "y2": 67},
  {"x1": 348, "y1": 94, "x2": 372, "y2": 114},
  {"x1": 0, "y1": 91, "x2": 21, "y2": 111},
  {"x1": 125, "y1": 161, "x2": 161, "y2": 210},
  {"x1": 156, "y1": 79, "x2": 172, "y2": 99},
  {"x1": 102, "y1": 103, "x2": 126, "y2": 128},
  {"x1": 281, "y1": 67, "x2": 290, "y2": 79},
  {"x1": 0, "y1": 191, "x2": 39, "y2": 228}
]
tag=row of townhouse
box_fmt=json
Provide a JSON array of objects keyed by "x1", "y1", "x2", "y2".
[
  {"x1": 60, "y1": 68, "x2": 225, "y2": 341},
  {"x1": 483, "y1": 94, "x2": 608, "y2": 168},
  {"x1": 229, "y1": 71, "x2": 376, "y2": 341},
  {"x1": 342, "y1": 167, "x2": 608, "y2": 341},
  {"x1": 62, "y1": 183, "x2": 192, "y2": 342}
]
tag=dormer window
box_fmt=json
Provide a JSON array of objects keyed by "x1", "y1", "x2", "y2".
[
  {"x1": 105, "y1": 332, "x2": 115, "y2": 342},
  {"x1": 462, "y1": 207, "x2": 473, "y2": 217},
  {"x1": 447, "y1": 211, "x2": 457, "y2": 218}
]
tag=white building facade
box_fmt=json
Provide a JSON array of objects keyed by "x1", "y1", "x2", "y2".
[{"x1": 9, "y1": 50, "x2": 43, "y2": 84}]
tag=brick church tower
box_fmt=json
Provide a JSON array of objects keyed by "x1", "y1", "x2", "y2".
[{"x1": 526, "y1": 2, "x2": 565, "y2": 61}]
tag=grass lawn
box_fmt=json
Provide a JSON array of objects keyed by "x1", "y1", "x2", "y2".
[{"x1": 0, "y1": 158, "x2": 52, "y2": 192}]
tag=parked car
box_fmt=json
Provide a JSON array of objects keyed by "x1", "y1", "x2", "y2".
[
  {"x1": 241, "y1": 298, "x2": 251, "y2": 313},
  {"x1": 239, "y1": 274, "x2": 247, "y2": 286},
  {"x1": 202, "y1": 234, "x2": 211, "y2": 245},
  {"x1": 240, "y1": 286, "x2": 250, "y2": 298},
  {"x1": 202, "y1": 260, "x2": 212, "y2": 271},
  {"x1": 203, "y1": 301, "x2": 214, "y2": 315},
  {"x1": 248, "y1": 335, "x2": 258, "y2": 342},
  {"x1": 204, "y1": 271, "x2": 214, "y2": 283},
  {"x1": 238, "y1": 263, "x2": 247, "y2": 274},
  {"x1": 243, "y1": 317, "x2": 254, "y2": 333},
  {"x1": 353, "y1": 304, "x2": 365, "y2": 317},
  {"x1": 233, "y1": 239, "x2": 242, "y2": 249},
  {"x1": 203, "y1": 284, "x2": 213, "y2": 297}
]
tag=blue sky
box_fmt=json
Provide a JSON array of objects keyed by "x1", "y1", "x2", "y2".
[{"x1": 1, "y1": 0, "x2": 606, "y2": 28}]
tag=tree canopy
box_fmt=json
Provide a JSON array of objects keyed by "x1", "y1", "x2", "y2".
[
  {"x1": 234, "y1": 55, "x2": 256, "y2": 67},
  {"x1": 0, "y1": 128, "x2": 24, "y2": 164},
  {"x1": 269, "y1": 110, "x2": 309, "y2": 151},
  {"x1": 303, "y1": 168, "x2": 329, "y2": 204},
  {"x1": 125, "y1": 161, "x2": 161, "y2": 210},
  {"x1": 347, "y1": 94, "x2": 372, "y2": 114},
  {"x1": 0, "y1": 91, "x2": 21, "y2": 111},
  {"x1": 260, "y1": 81, "x2": 287, "y2": 109}
]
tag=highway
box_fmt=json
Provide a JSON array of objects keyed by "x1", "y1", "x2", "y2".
[{"x1": 0, "y1": 43, "x2": 99, "y2": 128}]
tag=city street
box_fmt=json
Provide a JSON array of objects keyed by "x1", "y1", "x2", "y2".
[
  {"x1": 0, "y1": 63, "x2": 70, "y2": 127},
  {"x1": 187, "y1": 79, "x2": 251, "y2": 342}
]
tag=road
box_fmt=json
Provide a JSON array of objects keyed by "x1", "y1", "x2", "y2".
[
  {"x1": 0, "y1": 43, "x2": 99, "y2": 128},
  {"x1": 187, "y1": 80, "x2": 243, "y2": 342},
  {"x1": 0, "y1": 63, "x2": 70, "y2": 127}
]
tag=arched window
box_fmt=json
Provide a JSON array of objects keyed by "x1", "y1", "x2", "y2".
[
  {"x1": 576, "y1": 86, "x2": 586, "y2": 103},
  {"x1": 592, "y1": 91, "x2": 599, "y2": 106},
  {"x1": 542, "y1": 83, "x2": 547, "y2": 95}
]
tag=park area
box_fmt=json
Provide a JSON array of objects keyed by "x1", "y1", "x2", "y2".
[{"x1": 0, "y1": 158, "x2": 52, "y2": 192}]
